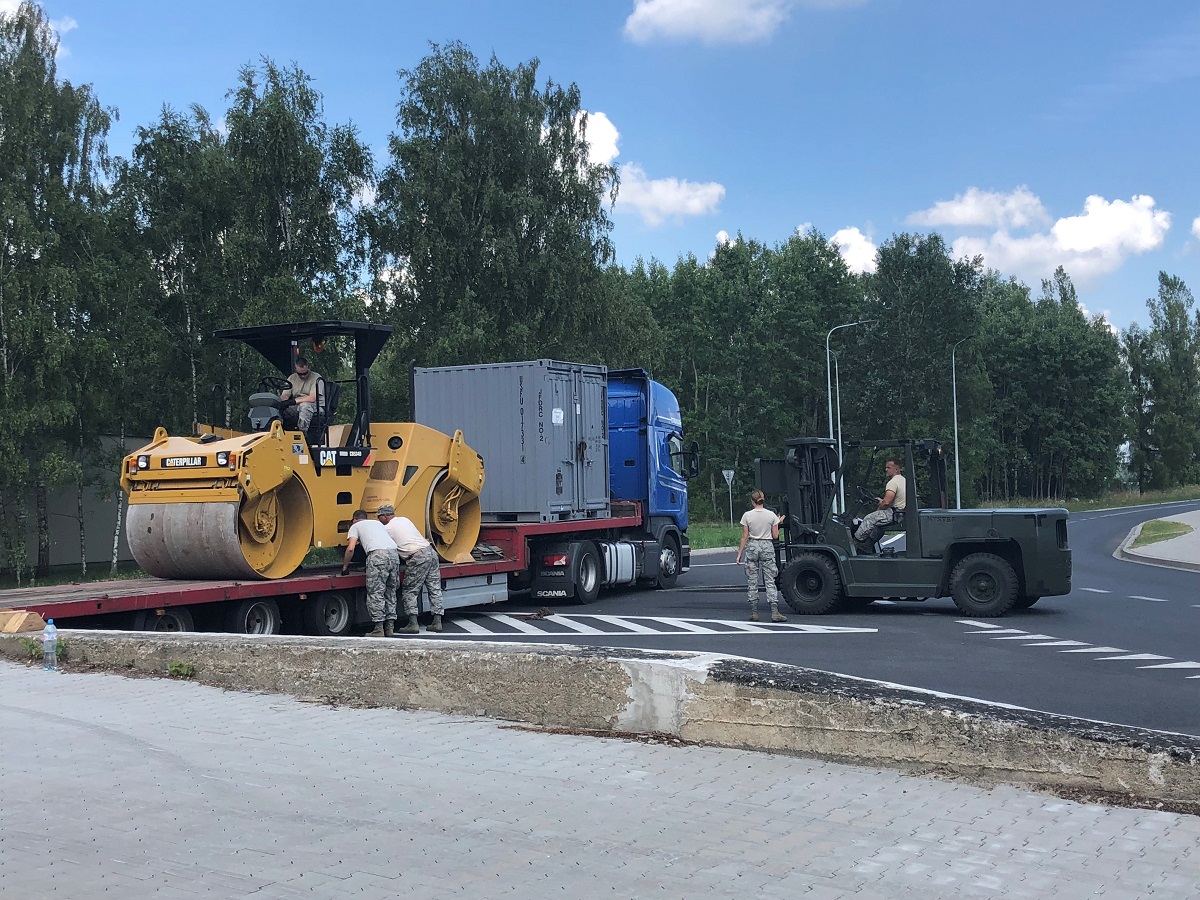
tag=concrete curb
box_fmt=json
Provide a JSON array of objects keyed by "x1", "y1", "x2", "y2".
[
  {"x1": 5, "y1": 631, "x2": 1197, "y2": 809},
  {"x1": 1113, "y1": 520, "x2": 1200, "y2": 573}
]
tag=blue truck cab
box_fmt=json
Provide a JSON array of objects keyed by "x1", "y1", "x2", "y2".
[{"x1": 607, "y1": 369, "x2": 698, "y2": 581}]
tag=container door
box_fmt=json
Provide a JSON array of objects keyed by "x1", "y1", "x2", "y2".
[{"x1": 576, "y1": 368, "x2": 608, "y2": 512}]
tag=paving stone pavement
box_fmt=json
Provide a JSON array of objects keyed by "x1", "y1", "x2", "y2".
[{"x1": 1, "y1": 661, "x2": 1197, "y2": 899}]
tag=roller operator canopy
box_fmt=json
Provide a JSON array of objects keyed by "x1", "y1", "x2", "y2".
[{"x1": 213, "y1": 320, "x2": 395, "y2": 376}]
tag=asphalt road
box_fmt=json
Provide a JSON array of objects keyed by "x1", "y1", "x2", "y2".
[{"x1": 440, "y1": 500, "x2": 1200, "y2": 737}]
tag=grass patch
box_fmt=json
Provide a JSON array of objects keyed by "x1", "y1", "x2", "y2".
[
  {"x1": 687, "y1": 522, "x2": 742, "y2": 549},
  {"x1": 0, "y1": 562, "x2": 149, "y2": 591},
  {"x1": 167, "y1": 661, "x2": 196, "y2": 679},
  {"x1": 1130, "y1": 519, "x2": 1194, "y2": 549},
  {"x1": 976, "y1": 484, "x2": 1200, "y2": 513}
]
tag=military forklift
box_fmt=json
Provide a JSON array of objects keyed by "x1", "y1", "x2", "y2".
[{"x1": 755, "y1": 438, "x2": 1071, "y2": 617}]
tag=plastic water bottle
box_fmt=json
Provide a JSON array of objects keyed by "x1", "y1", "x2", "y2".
[{"x1": 42, "y1": 619, "x2": 58, "y2": 671}]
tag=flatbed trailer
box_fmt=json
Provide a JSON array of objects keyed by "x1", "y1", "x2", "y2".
[{"x1": 0, "y1": 511, "x2": 670, "y2": 635}]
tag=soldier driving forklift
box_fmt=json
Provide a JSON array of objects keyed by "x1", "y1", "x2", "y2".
[{"x1": 755, "y1": 438, "x2": 1071, "y2": 617}]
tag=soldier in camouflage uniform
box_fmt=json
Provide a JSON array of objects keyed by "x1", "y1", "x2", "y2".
[
  {"x1": 341, "y1": 510, "x2": 400, "y2": 636},
  {"x1": 734, "y1": 490, "x2": 786, "y2": 623},
  {"x1": 377, "y1": 505, "x2": 444, "y2": 634}
]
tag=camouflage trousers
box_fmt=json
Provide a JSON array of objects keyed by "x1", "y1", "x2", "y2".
[
  {"x1": 400, "y1": 545, "x2": 444, "y2": 616},
  {"x1": 854, "y1": 508, "x2": 897, "y2": 543},
  {"x1": 743, "y1": 539, "x2": 779, "y2": 610},
  {"x1": 364, "y1": 549, "x2": 400, "y2": 622}
]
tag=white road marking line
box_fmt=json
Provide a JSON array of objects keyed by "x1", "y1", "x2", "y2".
[
  {"x1": 1079, "y1": 588, "x2": 1110, "y2": 594},
  {"x1": 1130, "y1": 595, "x2": 1168, "y2": 602},
  {"x1": 583, "y1": 615, "x2": 663, "y2": 634},
  {"x1": 488, "y1": 614, "x2": 556, "y2": 635},
  {"x1": 1060, "y1": 647, "x2": 1128, "y2": 654},
  {"x1": 539, "y1": 617, "x2": 609, "y2": 635},
  {"x1": 991, "y1": 634, "x2": 1057, "y2": 641},
  {"x1": 632, "y1": 617, "x2": 718, "y2": 633},
  {"x1": 957, "y1": 620, "x2": 1006, "y2": 628},
  {"x1": 455, "y1": 617, "x2": 498, "y2": 635},
  {"x1": 965, "y1": 628, "x2": 1028, "y2": 635},
  {"x1": 1022, "y1": 640, "x2": 1088, "y2": 647},
  {"x1": 1138, "y1": 661, "x2": 1200, "y2": 670},
  {"x1": 1094, "y1": 654, "x2": 1172, "y2": 661}
]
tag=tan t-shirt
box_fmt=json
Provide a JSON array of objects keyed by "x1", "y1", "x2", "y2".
[
  {"x1": 384, "y1": 516, "x2": 431, "y2": 559},
  {"x1": 740, "y1": 507, "x2": 778, "y2": 540},
  {"x1": 286, "y1": 370, "x2": 324, "y2": 404},
  {"x1": 885, "y1": 474, "x2": 906, "y2": 511}
]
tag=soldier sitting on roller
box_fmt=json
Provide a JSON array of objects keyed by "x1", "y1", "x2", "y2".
[{"x1": 279, "y1": 356, "x2": 324, "y2": 434}]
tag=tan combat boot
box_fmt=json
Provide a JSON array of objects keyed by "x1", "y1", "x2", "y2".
[
  {"x1": 384, "y1": 619, "x2": 395, "y2": 637},
  {"x1": 397, "y1": 615, "x2": 420, "y2": 635},
  {"x1": 770, "y1": 608, "x2": 787, "y2": 623},
  {"x1": 366, "y1": 622, "x2": 385, "y2": 637},
  {"x1": 429, "y1": 614, "x2": 443, "y2": 633}
]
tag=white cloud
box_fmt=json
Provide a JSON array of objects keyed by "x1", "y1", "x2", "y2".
[
  {"x1": 908, "y1": 186, "x2": 1049, "y2": 230},
  {"x1": 623, "y1": 0, "x2": 866, "y2": 44},
  {"x1": 617, "y1": 163, "x2": 725, "y2": 226},
  {"x1": 578, "y1": 110, "x2": 619, "y2": 167},
  {"x1": 1191, "y1": 216, "x2": 1200, "y2": 242},
  {"x1": 929, "y1": 190, "x2": 1172, "y2": 282},
  {"x1": 830, "y1": 226, "x2": 876, "y2": 274},
  {"x1": 716, "y1": 230, "x2": 733, "y2": 246}
]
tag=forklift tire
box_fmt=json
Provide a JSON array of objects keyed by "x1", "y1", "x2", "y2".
[
  {"x1": 779, "y1": 553, "x2": 844, "y2": 615},
  {"x1": 949, "y1": 553, "x2": 1019, "y2": 617}
]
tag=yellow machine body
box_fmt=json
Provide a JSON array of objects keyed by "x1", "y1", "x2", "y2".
[{"x1": 121, "y1": 421, "x2": 484, "y2": 580}]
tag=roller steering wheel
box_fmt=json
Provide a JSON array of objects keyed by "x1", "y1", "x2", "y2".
[
  {"x1": 856, "y1": 485, "x2": 878, "y2": 504},
  {"x1": 259, "y1": 375, "x2": 292, "y2": 393}
]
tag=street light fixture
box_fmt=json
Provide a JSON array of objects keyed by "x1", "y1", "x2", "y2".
[
  {"x1": 825, "y1": 319, "x2": 873, "y2": 512},
  {"x1": 952, "y1": 337, "x2": 970, "y2": 509}
]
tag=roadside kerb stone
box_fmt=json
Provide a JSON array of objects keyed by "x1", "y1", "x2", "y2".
[{"x1": 3, "y1": 629, "x2": 1197, "y2": 809}]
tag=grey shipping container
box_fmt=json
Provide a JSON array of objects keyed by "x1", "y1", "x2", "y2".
[{"x1": 412, "y1": 360, "x2": 611, "y2": 523}]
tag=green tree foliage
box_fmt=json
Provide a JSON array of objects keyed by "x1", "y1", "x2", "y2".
[
  {"x1": 0, "y1": 2, "x2": 111, "y2": 577},
  {"x1": 224, "y1": 59, "x2": 374, "y2": 326},
  {"x1": 372, "y1": 40, "x2": 619, "y2": 416},
  {"x1": 1130, "y1": 273, "x2": 1200, "y2": 488}
]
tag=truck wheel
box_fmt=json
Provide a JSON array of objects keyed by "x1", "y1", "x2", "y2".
[
  {"x1": 573, "y1": 542, "x2": 601, "y2": 604},
  {"x1": 224, "y1": 598, "x2": 282, "y2": 634},
  {"x1": 303, "y1": 591, "x2": 355, "y2": 636},
  {"x1": 656, "y1": 534, "x2": 681, "y2": 589},
  {"x1": 1013, "y1": 595, "x2": 1040, "y2": 609},
  {"x1": 779, "y1": 553, "x2": 844, "y2": 615},
  {"x1": 133, "y1": 607, "x2": 195, "y2": 632},
  {"x1": 950, "y1": 553, "x2": 1018, "y2": 617}
]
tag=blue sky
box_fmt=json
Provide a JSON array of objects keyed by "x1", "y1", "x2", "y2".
[{"x1": 19, "y1": 0, "x2": 1200, "y2": 330}]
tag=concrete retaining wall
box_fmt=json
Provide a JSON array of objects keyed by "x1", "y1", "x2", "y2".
[{"x1": 4, "y1": 630, "x2": 1197, "y2": 808}]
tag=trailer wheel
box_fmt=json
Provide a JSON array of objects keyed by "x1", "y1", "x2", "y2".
[
  {"x1": 656, "y1": 534, "x2": 681, "y2": 589},
  {"x1": 303, "y1": 591, "x2": 355, "y2": 637},
  {"x1": 225, "y1": 598, "x2": 282, "y2": 634},
  {"x1": 949, "y1": 553, "x2": 1018, "y2": 617},
  {"x1": 133, "y1": 607, "x2": 195, "y2": 632},
  {"x1": 779, "y1": 553, "x2": 844, "y2": 615},
  {"x1": 573, "y1": 542, "x2": 601, "y2": 604}
]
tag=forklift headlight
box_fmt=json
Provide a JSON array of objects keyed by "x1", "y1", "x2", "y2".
[
  {"x1": 137, "y1": 455, "x2": 150, "y2": 470},
  {"x1": 216, "y1": 451, "x2": 229, "y2": 467}
]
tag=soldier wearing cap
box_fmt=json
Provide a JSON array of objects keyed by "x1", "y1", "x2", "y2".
[
  {"x1": 341, "y1": 509, "x2": 400, "y2": 636},
  {"x1": 377, "y1": 504, "x2": 445, "y2": 634}
]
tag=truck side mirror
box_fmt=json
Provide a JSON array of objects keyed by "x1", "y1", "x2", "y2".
[{"x1": 684, "y1": 442, "x2": 701, "y2": 479}]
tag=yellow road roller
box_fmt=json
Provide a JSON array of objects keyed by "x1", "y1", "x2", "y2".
[{"x1": 121, "y1": 321, "x2": 484, "y2": 580}]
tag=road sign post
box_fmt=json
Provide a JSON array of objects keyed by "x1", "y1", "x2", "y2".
[{"x1": 722, "y1": 469, "x2": 734, "y2": 525}]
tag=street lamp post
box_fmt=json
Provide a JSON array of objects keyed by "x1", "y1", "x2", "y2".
[
  {"x1": 825, "y1": 320, "x2": 872, "y2": 512},
  {"x1": 833, "y1": 352, "x2": 847, "y2": 512},
  {"x1": 952, "y1": 337, "x2": 970, "y2": 509}
]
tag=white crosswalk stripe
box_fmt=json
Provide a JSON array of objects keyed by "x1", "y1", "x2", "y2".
[
  {"x1": 959, "y1": 622, "x2": 1200, "y2": 677},
  {"x1": 448, "y1": 613, "x2": 877, "y2": 637}
]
